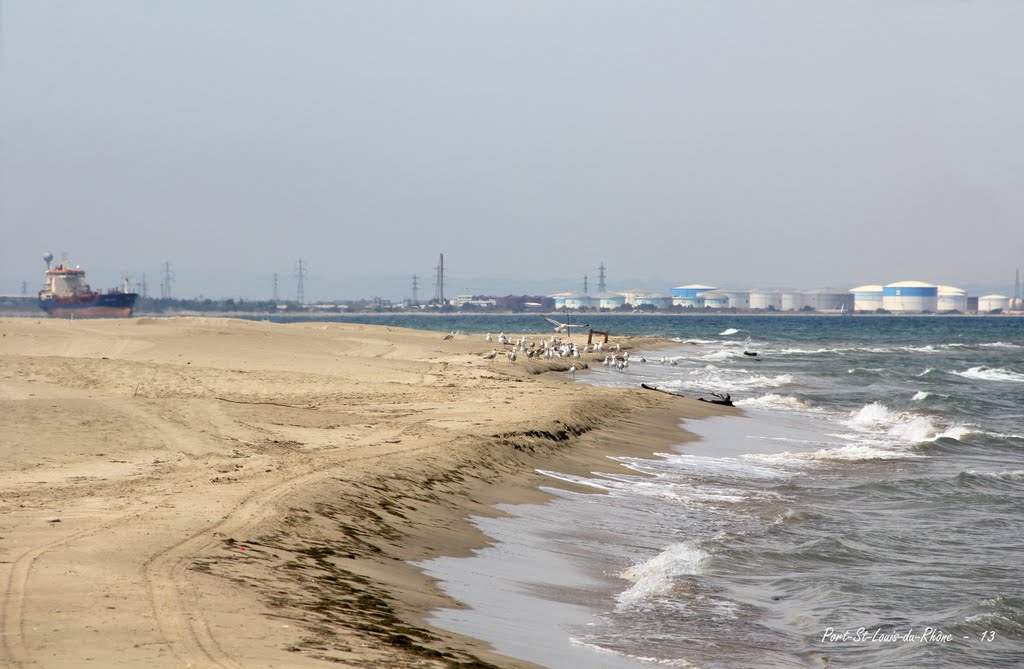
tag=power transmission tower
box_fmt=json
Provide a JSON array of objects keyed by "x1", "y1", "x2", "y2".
[
  {"x1": 433, "y1": 253, "x2": 445, "y2": 305},
  {"x1": 20, "y1": 280, "x2": 27, "y2": 295},
  {"x1": 597, "y1": 262, "x2": 606, "y2": 293},
  {"x1": 136, "y1": 274, "x2": 148, "y2": 298},
  {"x1": 583, "y1": 274, "x2": 589, "y2": 294},
  {"x1": 272, "y1": 273, "x2": 280, "y2": 302},
  {"x1": 160, "y1": 262, "x2": 174, "y2": 299},
  {"x1": 411, "y1": 274, "x2": 419, "y2": 305},
  {"x1": 295, "y1": 260, "x2": 307, "y2": 305}
]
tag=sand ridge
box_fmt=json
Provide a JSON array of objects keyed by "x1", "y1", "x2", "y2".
[{"x1": 0, "y1": 317, "x2": 733, "y2": 668}]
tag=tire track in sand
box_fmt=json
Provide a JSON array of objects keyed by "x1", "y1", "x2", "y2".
[{"x1": 142, "y1": 440, "x2": 434, "y2": 669}]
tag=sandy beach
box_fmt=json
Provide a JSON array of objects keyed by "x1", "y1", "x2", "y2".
[{"x1": 0, "y1": 317, "x2": 732, "y2": 669}]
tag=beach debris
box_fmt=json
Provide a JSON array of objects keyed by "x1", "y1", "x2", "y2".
[
  {"x1": 743, "y1": 351, "x2": 759, "y2": 357},
  {"x1": 48, "y1": 518, "x2": 61, "y2": 524},
  {"x1": 698, "y1": 392, "x2": 734, "y2": 406},
  {"x1": 641, "y1": 383, "x2": 685, "y2": 398}
]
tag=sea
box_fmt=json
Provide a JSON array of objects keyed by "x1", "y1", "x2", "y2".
[{"x1": 276, "y1": 313, "x2": 1024, "y2": 668}]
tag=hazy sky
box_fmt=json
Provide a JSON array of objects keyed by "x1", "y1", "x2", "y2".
[{"x1": 3, "y1": 1, "x2": 1023, "y2": 301}]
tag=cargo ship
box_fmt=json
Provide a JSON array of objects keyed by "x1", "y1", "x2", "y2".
[{"x1": 38, "y1": 253, "x2": 138, "y2": 318}]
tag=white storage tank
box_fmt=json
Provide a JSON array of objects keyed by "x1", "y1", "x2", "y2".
[
  {"x1": 882, "y1": 281, "x2": 938, "y2": 313},
  {"x1": 802, "y1": 288, "x2": 853, "y2": 313},
  {"x1": 937, "y1": 285, "x2": 968, "y2": 313},
  {"x1": 562, "y1": 293, "x2": 592, "y2": 310},
  {"x1": 780, "y1": 292, "x2": 805, "y2": 311},
  {"x1": 595, "y1": 292, "x2": 626, "y2": 310},
  {"x1": 630, "y1": 290, "x2": 672, "y2": 309},
  {"x1": 850, "y1": 284, "x2": 884, "y2": 312},
  {"x1": 722, "y1": 290, "x2": 750, "y2": 309},
  {"x1": 671, "y1": 284, "x2": 717, "y2": 308},
  {"x1": 978, "y1": 294, "x2": 1010, "y2": 313},
  {"x1": 749, "y1": 290, "x2": 782, "y2": 310},
  {"x1": 701, "y1": 291, "x2": 730, "y2": 309}
]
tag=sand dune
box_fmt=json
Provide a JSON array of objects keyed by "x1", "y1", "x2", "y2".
[{"x1": 0, "y1": 317, "x2": 730, "y2": 668}]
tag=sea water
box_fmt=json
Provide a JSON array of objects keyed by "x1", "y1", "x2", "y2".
[{"x1": 278, "y1": 314, "x2": 1024, "y2": 668}]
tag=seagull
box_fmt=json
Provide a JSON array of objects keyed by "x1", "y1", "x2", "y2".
[
  {"x1": 442, "y1": 331, "x2": 455, "y2": 340},
  {"x1": 568, "y1": 364, "x2": 576, "y2": 378},
  {"x1": 544, "y1": 317, "x2": 590, "y2": 333},
  {"x1": 486, "y1": 333, "x2": 492, "y2": 342},
  {"x1": 483, "y1": 348, "x2": 498, "y2": 361}
]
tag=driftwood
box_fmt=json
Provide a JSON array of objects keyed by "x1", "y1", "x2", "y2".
[
  {"x1": 697, "y1": 391, "x2": 734, "y2": 406},
  {"x1": 640, "y1": 383, "x2": 685, "y2": 398}
]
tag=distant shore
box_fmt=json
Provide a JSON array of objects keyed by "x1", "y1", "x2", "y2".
[{"x1": 0, "y1": 317, "x2": 733, "y2": 668}]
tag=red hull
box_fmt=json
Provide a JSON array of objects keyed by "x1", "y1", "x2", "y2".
[{"x1": 46, "y1": 306, "x2": 134, "y2": 318}]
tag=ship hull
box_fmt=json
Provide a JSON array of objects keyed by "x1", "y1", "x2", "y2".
[{"x1": 39, "y1": 293, "x2": 138, "y2": 318}]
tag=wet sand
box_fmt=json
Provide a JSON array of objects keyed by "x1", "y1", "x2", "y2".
[{"x1": 0, "y1": 317, "x2": 733, "y2": 668}]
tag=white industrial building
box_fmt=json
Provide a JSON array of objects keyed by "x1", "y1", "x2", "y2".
[
  {"x1": 882, "y1": 281, "x2": 939, "y2": 313},
  {"x1": 801, "y1": 288, "x2": 853, "y2": 313},
  {"x1": 937, "y1": 285, "x2": 968, "y2": 313},
  {"x1": 625, "y1": 289, "x2": 673, "y2": 309},
  {"x1": 978, "y1": 294, "x2": 1010, "y2": 312},
  {"x1": 749, "y1": 290, "x2": 783, "y2": 310},
  {"x1": 701, "y1": 292, "x2": 730, "y2": 309},
  {"x1": 850, "y1": 284, "x2": 884, "y2": 312},
  {"x1": 671, "y1": 284, "x2": 717, "y2": 308},
  {"x1": 780, "y1": 292, "x2": 804, "y2": 311},
  {"x1": 722, "y1": 290, "x2": 750, "y2": 309},
  {"x1": 594, "y1": 292, "x2": 627, "y2": 310}
]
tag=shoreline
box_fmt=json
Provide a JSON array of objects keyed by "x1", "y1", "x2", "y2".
[{"x1": 0, "y1": 317, "x2": 734, "y2": 668}]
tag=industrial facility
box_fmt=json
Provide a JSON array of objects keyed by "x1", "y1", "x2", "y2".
[{"x1": 547, "y1": 276, "x2": 1018, "y2": 314}]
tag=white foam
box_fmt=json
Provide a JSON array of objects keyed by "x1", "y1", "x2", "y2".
[
  {"x1": 916, "y1": 368, "x2": 934, "y2": 377},
  {"x1": 979, "y1": 341, "x2": 1022, "y2": 349},
  {"x1": 962, "y1": 469, "x2": 1024, "y2": 481},
  {"x1": 616, "y1": 542, "x2": 709, "y2": 610},
  {"x1": 748, "y1": 444, "x2": 921, "y2": 463},
  {"x1": 911, "y1": 391, "x2": 930, "y2": 401},
  {"x1": 953, "y1": 366, "x2": 1024, "y2": 383},
  {"x1": 735, "y1": 393, "x2": 820, "y2": 412},
  {"x1": 719, "y1": 328, "x2": 740, "y2": 336}
]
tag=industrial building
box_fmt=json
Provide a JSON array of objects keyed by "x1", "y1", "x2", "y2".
[
  {"x1": 978, "y1": 294, "x2": 1010, "y2": 312},
  {"x1": 937, "y1": 285, "x2": 968, "y2": 313},
  {"x1": 749, "y1": 290, "x2": 782, "y2": 310},
  {"x1": 800, "y1": 288, "x2": 853, "y2": 313},
  {"x1": 625, "y1": 289, "x2": 673, "y2": 309},
  {"x1": 882, "y1": 281, "x2": 939, "y2": 313},
  {"x1": 671, "y1": 284, "x2": 717, "y2": 308},
  {"x1": 850, "y1": 285, "x2": 884, "y2": 312}
]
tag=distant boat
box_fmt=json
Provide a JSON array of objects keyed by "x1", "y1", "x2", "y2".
[{"x1": 38, "y1": 254, "x2": 138, "y2": 318}]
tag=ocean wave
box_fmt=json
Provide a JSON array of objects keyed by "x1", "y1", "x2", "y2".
[
  {"x1": 685, "y1": 367, "x2": 796, "y2": 391},
  {"x1": 979, "y1": 341, "x2": 1023, "y2": 349},
  {"x1": 958, "y1": 470, "x2": 1024, "y2": 483},
  {"x1": 735, "y1": 393, "x2": 821, "y2": 412},
  {"x1": 719, "y1": 328, "x2": 740, "y2": 336},
  {"x1": 916, "y1": 368, "x2": 934, "y2": 377},
  {"x1": 952, "y1": 366, "x2": 1024, "y2": 383},
  {"x1": 842, "y1": 402, "x2": 979, "y2": 445},
  {"x1": 747, "y1": 445, "x2": 923, "y2": 464},
  {"x1": 617, "y1": 542, "x2": 710, "y2": 610},
  {"x1": 911, "y1": 391, "x2": 930, "y2": 401}
]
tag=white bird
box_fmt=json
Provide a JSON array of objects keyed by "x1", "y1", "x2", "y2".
[
  {"x1": 498, "y1": 333, "x2": 508, "y2": 345},
  {"x1": 568, "y1": 364, "x2": 576, "y2": 378},
  {"x1": 483, "y1": 348, "x2": 498, "y2": 361},
  {"x1": 486, "y1": 333, "x2": 492, "y2": 342},
  {"x1": 507, "y1": 349, "x2": 518, "y2": 362}
]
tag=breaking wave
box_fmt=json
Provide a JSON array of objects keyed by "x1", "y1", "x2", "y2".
[
  {"x1": 616, "y1": 542, "x2": 710, "y2": 610},
  {"x1": 953, "y1": 367, "x2": 1024, "y2": 383}
]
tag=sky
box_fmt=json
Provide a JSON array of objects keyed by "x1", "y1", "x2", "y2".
[{"x1": 2, "y1": 1, "x2": 1023, "y2": 302}]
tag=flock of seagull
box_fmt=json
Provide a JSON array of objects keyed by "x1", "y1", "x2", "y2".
[{"x1": 478, "y1": 332, "x2": 642, "y2": 377}]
